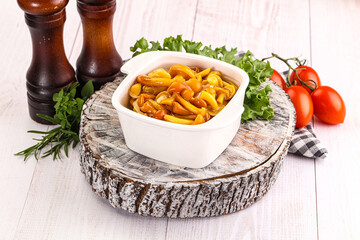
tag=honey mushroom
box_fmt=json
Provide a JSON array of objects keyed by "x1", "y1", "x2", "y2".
[{"x1": 128, "y1": 64, "x2": 238, "y2": 125}]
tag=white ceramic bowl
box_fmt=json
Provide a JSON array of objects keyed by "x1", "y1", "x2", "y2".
[{"x1": 111, "y1": 51, "x2": 249, "y2": 168}]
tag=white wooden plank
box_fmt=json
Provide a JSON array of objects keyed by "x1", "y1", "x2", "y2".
[
  {"x1": 113, "y1": 0, "x2": 198, "y2": 60},
  {"x1": 192, "y1": 0, "x2": 311, "y2": 61},
  {"x1": 0, "y1": 1, "x2": 46, "y2": 239},
  {"x1": 167, "y1": 0, "x2": 318, "y2": 239},
  {"x1": 14, "y1": 1, "x2": 198, "y2": 239},
  {"x1": 0, "y1": 0, "x2": 81, "y2": 237},
  {"x1": 311, "y1": 0, "x2": 360, "y2": 239},
  {"x1": 13, "y1": 149, "x2": 168, "y2": 240},
  {"x1": 63, "y1": 0, "x2": 82, "y2": 57}
]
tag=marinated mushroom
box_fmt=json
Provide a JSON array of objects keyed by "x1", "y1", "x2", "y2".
[{"x1": 127, "y1": 64, "x2": 238, "y2": 125}]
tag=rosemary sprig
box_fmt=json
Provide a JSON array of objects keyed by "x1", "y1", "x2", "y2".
[{"x1": 15, "y1": 81, "x2": 94, "y2": 161}]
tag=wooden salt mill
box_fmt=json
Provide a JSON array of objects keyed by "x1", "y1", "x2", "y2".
[
  {"x1": 76, "y1": 0, "x2": 123, "y2": 90},
  {"x1": 17, "y1": 0, "x2": 76, "y2": 124}
]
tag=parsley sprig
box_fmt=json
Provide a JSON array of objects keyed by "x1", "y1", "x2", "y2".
[
  {"x1": 16, "y1": 81, "x2": 94, "y2": 161},
  {"x1": 130, "y1": 35, "x2": 274, "y2": 121}
]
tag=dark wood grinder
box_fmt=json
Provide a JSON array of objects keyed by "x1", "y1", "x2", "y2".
[
  {"x1": 76, "y1": 0, "x2": 123, "y2": 90},
  {"x1": 17, "y1": 0, "x2": 76, "y2": 124}
]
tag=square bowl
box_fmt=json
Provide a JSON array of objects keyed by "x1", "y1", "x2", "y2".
[{"x1": 111, "y1": 51, "x2": 249, "y2": 168}]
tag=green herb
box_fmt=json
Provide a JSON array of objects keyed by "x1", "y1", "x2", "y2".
[
  {"x1": 15, "y1": 81, "x2": 94, "y2": 161},
  {"x1": 130, "y1": 35, "x2": 274, "y2": 121}
]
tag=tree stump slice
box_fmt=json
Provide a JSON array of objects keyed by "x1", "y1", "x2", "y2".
[{"x1": 79, "y1": 77, "x2": 295, "y2": 218}]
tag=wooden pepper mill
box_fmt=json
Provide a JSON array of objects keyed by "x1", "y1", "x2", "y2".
[
  {"x1": 76, "y1": 0, "x2": 123, "y2": 90},
  {"x1": 17, "y1": 0, "x2": 76, "y2": 124}
]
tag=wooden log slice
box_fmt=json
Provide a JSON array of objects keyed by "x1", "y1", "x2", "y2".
[{"x1": 79, "y1": 77, "x2": 295, "y2": 218}]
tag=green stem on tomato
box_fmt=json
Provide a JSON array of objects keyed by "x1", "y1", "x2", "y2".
[
  {"x1": 286, "y1": 57, "x2": 303, "y2": 66},
  {"x1": 299, "y1": 79, "x2": 317, "y2": 91},
  {"x1": 261, "y1": 56, "x2": 274, "y2": 61},
  {"x1": 270, "y1": 53, "x2": 316, "y2": 91},
  {"x1": 270, "y1": 53, "x2": 299, "y2": 86},
  {"x1": 261, "y1": 55, "x2": 297, "y2": 87}
]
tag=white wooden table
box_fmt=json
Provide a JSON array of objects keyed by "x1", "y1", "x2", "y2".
[{"x1": 1, "y1": 0, "x2": 359, "y2": 239}]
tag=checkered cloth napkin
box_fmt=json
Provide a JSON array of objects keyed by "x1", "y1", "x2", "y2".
[
  {"x1": 279, "y1": 70, "x2": 328, "y2": 159},
  {"x1": 289, "y1": 124, "x2": 328, "y2": 159}
]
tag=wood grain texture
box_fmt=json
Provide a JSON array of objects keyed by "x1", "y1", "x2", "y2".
[
  {"x1": 0, "y1": 1, "x2": 47, "y2": 239},
  {"x1": 192, "y1": 0, "x2": 311, "y2": 63},
  {"x1": 113, "y1": 0, "x2": 198, "y2": 60},
  {"x1": 0, "y1": 0, "x2": 80, "y2": 239},
  {"x1": 311, "y1": 0, "x2": 360, "y2": 239},
  {"x1": 79, "y1": 78, "x2": 295, "y2": 218},
  {"x1": 13, "y1": 150, "x2": 168, "y2": 240}
]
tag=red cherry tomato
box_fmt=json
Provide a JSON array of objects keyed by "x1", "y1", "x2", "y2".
[
  {"x1": 285, "y1": 86, "x2": 314, "y2": 128},
  {"x1": 270, "y1": 69, "x2": 287, "y2": 90},
  {"x1": 290, "y1": 66, "x2": 321, "y2": 93},
  {"x1": 311, "y1": 86, "x2": 346, "y2": 124}
]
